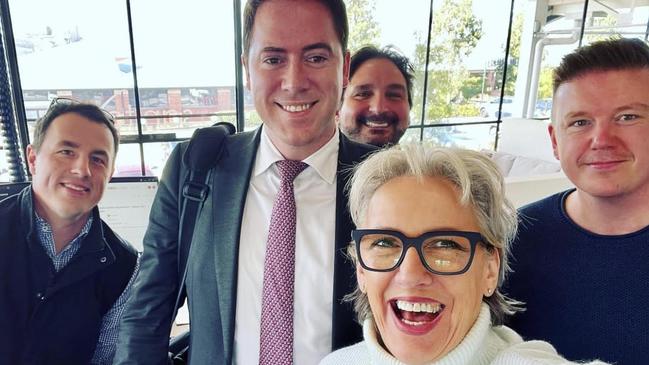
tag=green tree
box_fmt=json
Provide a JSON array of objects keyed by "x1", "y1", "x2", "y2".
[
  {"x1": 494, "y1": 13, "x2": 523, "y2": 95},
  {"x1": 537, "y1": 66, "x2": 553, "y2": 99},
  {"x1": 460, "y1": 75, "x2": 483, "y2": 100},
  {"x1": 344, "y1": 0, "x2": 381, "y2": 52},
  {"x1": 494, "y1": 13, "x2": 554, "y2": 111},
  {"x1": 412, "y1": 0, "x2": 483, "y2": 123}
]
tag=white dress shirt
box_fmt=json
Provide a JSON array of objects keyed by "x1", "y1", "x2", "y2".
[{"x1": 234, "y1": 126, "x2": 339, "y2": 365}]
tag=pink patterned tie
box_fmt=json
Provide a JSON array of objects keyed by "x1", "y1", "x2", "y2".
[{"x1": 259, "y1": 160, "x2": 308, "y2": 365}]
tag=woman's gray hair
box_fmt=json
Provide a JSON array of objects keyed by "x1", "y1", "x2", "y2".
[{"x1": 346, "y1": 143, "x2": 522, "y2": 325}]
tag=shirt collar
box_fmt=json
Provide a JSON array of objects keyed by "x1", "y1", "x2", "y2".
[
  {"x1": 35, "y1": 212, "x2": 94, "y2": 254},
  {"x1": 254, "y1": 125, "x2": 339, "y2": 184},
  {"x1": 35, "y1": 211, "x2": 94, "y2": 236}
]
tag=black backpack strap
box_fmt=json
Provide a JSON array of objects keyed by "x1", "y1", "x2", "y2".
[{"x1": 172, "y1": 122, "x2": 235, "y2": 321}]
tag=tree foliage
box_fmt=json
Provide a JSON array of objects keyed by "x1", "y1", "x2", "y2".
[
  {"x1": 460, "y1": 75, "x2": 483, "y2": 100},
  {"x1": 343, "y1": 0, "x2": 484, "y2": 124},
  {"x1": 344, "y1": 0, "x2": 381, "y2": 52},
  {"x1": 537, "y1": 67, "x2": 553, "y2": 99},
  {"x1": 494, "y1": 13, "x2": 523, "y2": 96},
  {"x1": 412, "y1": 0, "x2": 483, "y2": 122}
]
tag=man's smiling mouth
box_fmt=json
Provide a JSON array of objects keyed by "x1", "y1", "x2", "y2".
[
  {"x1": 276, "y1": 102, "x2": 317, "y2": 113},
  {"x1": 62, "y1": 183, "x2": 90, "y2": 192},
  {"x1": 365, "y1": 120, "x2": 390, "y2": 128},
  {"x1": 359, "y1": 113, "x2": 398, "y2": 128}
]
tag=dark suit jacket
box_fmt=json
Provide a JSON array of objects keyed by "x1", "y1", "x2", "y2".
[{"x1": 115, "y1": 128, "x2": 376, "y2": 364}]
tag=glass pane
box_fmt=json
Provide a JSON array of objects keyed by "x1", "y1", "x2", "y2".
[
  {"x1": 143, "y1": 142, "x2": 180, "y2": 178},
  {"x1": 345, "y1": 0, "x2": 431, "y2": 128},
  {"x1": 529, "y1": 2, "x2": 649, "y2": 120},
  {"x1": 529, "y1": 1, "x2": 586, "y2": 119},
  {"x1": 114, "y1": 144, "x2": 144, "y2": 178},
  {"x1": 583, "y1": 0, "x2": 649, "y2": 43},
  {"x1": 9, "y1": 0, "x2": 134, "y2": 126},
  {"x1": 0, "y1": 145, "x2": 9, "y2": 183},
  {"x1": 420, "y1": 123, "x2": 496, "y2": 151},
  {"x1": 130, "y1": 0, "x2": 236, "y2": 135},
  {"x1": 419, "y1": 0, "x2": 513, "y2": 125},
  {"x1": 401, "y1": 127, "x2": 423, "y2": 143},
  {"x1": 241, "y1": 0, "x2": 432, "y2": 131},
  {"x1": 244, "y1": 109, "x2": 263, "y2": 132},
  {"x1": 138, "y1": 113, "x2": 235, "y2": 139}
]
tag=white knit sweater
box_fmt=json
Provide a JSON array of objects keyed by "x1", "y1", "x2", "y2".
[{"x1": 319, "y1": 304, "x2": 608, "y2": 365}]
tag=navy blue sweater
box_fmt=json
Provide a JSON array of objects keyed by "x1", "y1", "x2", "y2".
[{"x1": 505, "y1": 190, "x2": 649, "y2": 365}]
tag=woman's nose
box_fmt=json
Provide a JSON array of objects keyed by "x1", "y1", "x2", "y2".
[{"x1": 395, "y1": 247, "x2": 433, "y2": 286}]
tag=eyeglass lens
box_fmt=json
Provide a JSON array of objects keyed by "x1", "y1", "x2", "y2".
[{"x1": 358, "y1": 233, "x2": 472, "y2": 273}]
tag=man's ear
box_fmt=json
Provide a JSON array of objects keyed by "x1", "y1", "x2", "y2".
[
  {"x1": 108, "y1": 160, "x2": 116, "y2": 181},
  {"x1": 548, "y1": 123, "x2": 560, "y2": 161},
  {"x1": 342, "y1": 50, "x2": 351, "y2": 89},
  {"x1": 26, "y1": 144, "x2": 37, "y2": 175},
  {"x1": 241, "y1": 54, "x2": 251, "y2": 91}
]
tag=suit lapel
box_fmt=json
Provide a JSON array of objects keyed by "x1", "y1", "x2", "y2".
[
  {"x1": 331, "y1": 133, "x2": 376, "y2": 349},
  {"x1": 207, "y1": 129, "x2": 371, "y2": 356},
  {"x1": 210, "y1": 129, "x2": 260, "y2": 362}
]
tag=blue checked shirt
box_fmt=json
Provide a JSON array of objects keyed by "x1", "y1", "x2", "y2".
[{"x1": 35, "y1": 214, "x2": 140, "y2": 365}]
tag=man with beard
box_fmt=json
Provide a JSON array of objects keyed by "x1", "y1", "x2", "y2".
[{"x1": 338, "y1": 45, "x2": 414, "y2": 147}]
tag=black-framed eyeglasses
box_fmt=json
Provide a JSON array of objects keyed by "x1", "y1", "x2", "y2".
[
  {"x1": 352, "y1": 229, "x2": 488, "y2": 275},
  {"x1": 49, "y1": 97, "x2": 116, "y2": 123}
]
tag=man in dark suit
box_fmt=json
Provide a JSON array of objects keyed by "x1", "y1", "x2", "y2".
[{"x1": 114, "y1": 1, "x2": 375, "y2": 364}]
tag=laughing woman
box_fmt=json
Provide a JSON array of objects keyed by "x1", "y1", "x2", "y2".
[{"x1": 320, "y1": 145, "x2": 606, "y2": 365}]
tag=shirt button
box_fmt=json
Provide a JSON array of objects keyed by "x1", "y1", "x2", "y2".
[
  {"x1": 100, "y1": 256, "x2": 107, "y2": 263},
  {"x1": 36, "y1": 293, "x2": 45, "y2": 300}
]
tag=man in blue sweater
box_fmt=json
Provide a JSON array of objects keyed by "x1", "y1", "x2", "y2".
[{"x1": 505, "y1": 38, "x2": 649, "y2": 365}]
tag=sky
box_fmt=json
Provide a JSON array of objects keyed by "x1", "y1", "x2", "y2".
[
  {"x1": 8, "y1": 0, "x2": 649, "y2": 89},
  {"x1": 374, "y1": 0, "x2": 521, "y2": 70},
  {"x1": 10, "y1": 0, "x2": 523, "y2": 82}
]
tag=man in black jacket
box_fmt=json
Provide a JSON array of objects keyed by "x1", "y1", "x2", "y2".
[{"x1": 0, "y1": 99, "x2": 138, "y2": 365}]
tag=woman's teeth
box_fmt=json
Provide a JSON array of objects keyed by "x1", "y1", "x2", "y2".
[{"x1": 395, "y1": 300, "x2": 441, "y2": 314}]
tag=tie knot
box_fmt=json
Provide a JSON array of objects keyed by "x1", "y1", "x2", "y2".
[{"x1": 276, "y1": 160, "x2": 308, "y2": 182}]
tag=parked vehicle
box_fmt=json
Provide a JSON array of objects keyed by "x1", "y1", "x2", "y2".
[
  {"x1": 534, "y1": 98, "x2": 552, "y2": 118},
  {"x1": 479, "y1": 97, "x2": 513, "y2": 119}
]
